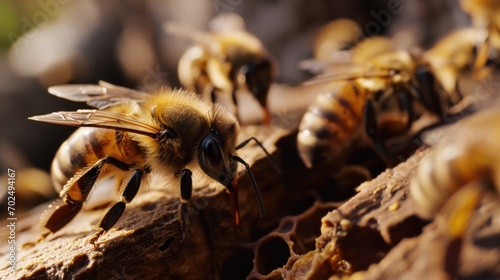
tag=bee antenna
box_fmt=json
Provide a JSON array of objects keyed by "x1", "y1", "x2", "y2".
[
  {"x1": 231, "y1": 155, "x2": 265, "y2": 217},
  {"x1": 235, "y1": 137, "x2": 282, "y2": 174}
]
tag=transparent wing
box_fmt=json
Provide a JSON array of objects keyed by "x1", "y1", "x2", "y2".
[
  {"x1": 164, "y1": 22, "x2": 213, "y2": 46},
  {"x1": 303, "y1": 65, "x2": 390, "y2": 86},
  {"x1": 163, "y1": 23, "x2": 221, "y2": 56},
  {"x1": 29, "y1": 109, "x2": 160, "y2": 138},
  {"x1": 299, "y1": 50, "x2": 354, "y2": 74},
  {"x1": 48, "y1": 81, "x2": 149, "y2": 109}
]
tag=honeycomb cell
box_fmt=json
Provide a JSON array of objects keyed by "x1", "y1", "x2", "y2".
[
  {"x1": 255, "y1": 235, "x2": 291, "y2": 275},
  {"x1": 221, "y1": 247, "x2": 255, "y2": 280},
  {"x1": 287, "y1": 192, "x2": 317, "y2": 215},
  {"x1": 249, "y1": 201, "x2": 340, "y2": 278},
  {"x1": 292, "y1": 203, "x2": 336, "y2": 255}
]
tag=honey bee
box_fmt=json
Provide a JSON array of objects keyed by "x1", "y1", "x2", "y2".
[
  {"x1": 165, "y1": 14, "x2": 276, "y2": 124},
  {"x1": 423, "y1": 28, "x2": 484, "y2": 104},
  {"x1": 410, "y1": 109, "x2": 500, "y2": 238},
  {"x1": 313, "y1": 18, "x2": 362, "y2": 61},
  {"x1": 297, "y1": 48, "x2": 448, "y2": 168},
  {"x1": 29, "y1": 81, "x2": 271, "y2": 240},
  {"x1": 300, "y1": 18, "x2": 363, "y2": 73},
  {"x1": 460, "y1": 0, "x2": 500, "y2": 71}
]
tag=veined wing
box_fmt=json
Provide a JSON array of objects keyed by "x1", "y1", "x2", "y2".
[
  {"x1": 29, "y1": 109, "x2": 160, "y2": 138},
  {"x1": 48, "y1": 81, "x2": 149, "y2": 109}
]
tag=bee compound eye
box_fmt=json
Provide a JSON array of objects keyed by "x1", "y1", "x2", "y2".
[{"x1": 205, "y1": 138, "x2": 223, "y2": 165}]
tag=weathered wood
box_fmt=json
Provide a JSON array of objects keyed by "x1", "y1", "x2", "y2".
[{"x1": 0, "y1": 126, "x2": 287, "y2": 280}]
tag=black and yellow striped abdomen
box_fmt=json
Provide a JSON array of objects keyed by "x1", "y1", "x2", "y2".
[
  {"x1": 51, "y1": 127, "x2": 145, "y2": 192},
  {"x1": 410, "y1": 109, "x2": 500, "y2": 219},
  {"x1": 297, "y1": 80, "x2": 369, "y2": 168}
]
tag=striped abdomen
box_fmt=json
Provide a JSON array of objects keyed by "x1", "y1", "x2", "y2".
[
  {"x1": 297, "y1": 81, "x2": 369, "y2": 168},
  {"x1": 51, "y1": 127, "x2": 145, "y2": 192},
  {"x1": 410, "y1": 109, "x2": 500, "y2": 219}
]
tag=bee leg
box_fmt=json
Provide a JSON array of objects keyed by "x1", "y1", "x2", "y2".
[
  {"x1": 67, "y1": 156, "x2": 133, "y2": 203},
  {"x1": 398, "y1": 91, "x2": 414, "y2": 131},
  {"x1": 44, "y1": 203, "x2": 84, "y2": 233},
  {"x1": 364, "y1": 99, "x2": 391, "y2": 165},
  {"x1": 243, "y1": 60, "x2": 273, "y2": 125},
  {"x1": 100, "y1": 168, "x2": 143, "y2": 230},
  {"x1": 44, "y1": 156, "x2": 133, "y2": 233},
  {"x1": 178, "y1": 169, "x2": 193, "y2": 240},
  {"x1": 414, "y1": 67, "x2": 444, "y2": 116},
  {"x1": 230, "y1": 87, "x2": 243, "y2": 123},
  {"x1": 443, "y1": 181, "x2": 483, "y2": 277}
]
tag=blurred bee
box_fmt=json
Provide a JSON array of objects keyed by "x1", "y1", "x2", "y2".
[
  {"x1": 460, "y1": 0, "x2": 500, "y2": 71},
  {"x1": 300, "y1": 18, "x2": 397, "y2": 75},
  {"x1": 297, "y1": 46, "x2": 449, "y2": 168},
  {"x1": 299, "y1": 18, "x2": 363, "y2": 73},
  {"x1": 29, "y1": 81, "x2": 272, "y2": 240},
  {"x1": 165, "y1": 14, "x2": 276, "y2": 124},
  {"x1": 423, "y1": 28, "x2": 487, "y2": 105},
  {"x1": 410, "y1": 109, "x2": 500, "y2": 238}
]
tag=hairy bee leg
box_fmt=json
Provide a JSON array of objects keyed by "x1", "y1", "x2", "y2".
[
  {"x1": 69, "y1": 156, "x2": 134, "y2": 202},
  {"x1": 44, "y1": 156, "x2": 133, "y2": 233},
  {"x1": 178, "y1": 169, "x2": 193, "y2": 240},
  {"x1": 364, "y1": 99, "x2": 391, "y2": 164},
  {"x1": 44, "y1": 203, "x2": 84, "y2": 233}
]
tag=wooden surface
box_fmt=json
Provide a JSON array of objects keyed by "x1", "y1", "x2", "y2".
[{"x1": 2, "y1": 119, "x2": 500, "y2": 279}]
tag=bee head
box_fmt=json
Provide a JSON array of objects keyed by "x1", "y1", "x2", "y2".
[
  {"x1": 198, "y1": 128, "x2": 237, "y2": 188},
  {"x1": 197, "y1": 116, "x2": 267, "y2": 223},
  {"x1": 198, "y1": 104, "x2": 239, "y2": 185},
  {"x1": 198, "y1": 127, "x2": 242, "y2": 224}
]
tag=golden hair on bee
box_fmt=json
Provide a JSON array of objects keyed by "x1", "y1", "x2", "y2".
[{"x1": 30, "y1": 81, "x2": 272, "y2": 242}]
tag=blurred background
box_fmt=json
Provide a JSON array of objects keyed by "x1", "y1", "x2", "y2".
[{"x1": 0, "y1": 0, "x2": 468, "y2": 213}]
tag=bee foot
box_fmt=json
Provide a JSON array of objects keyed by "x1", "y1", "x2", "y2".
[{"x1": 87, "y1": 230, "x2": 105, "y2": 247}]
